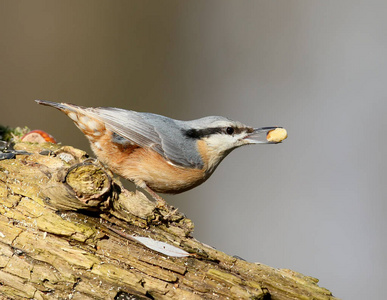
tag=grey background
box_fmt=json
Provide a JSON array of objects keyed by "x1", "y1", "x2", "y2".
[{"x1": 1, "y1": 1, "x2": 386, "y2": 299}]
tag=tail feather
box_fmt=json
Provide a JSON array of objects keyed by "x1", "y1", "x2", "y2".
[
  {"x1": 36, "y1": 100, "x2": 67, "y2": 111},
  {"x1": 35, "y1": 100, "x2": 84, "y2": 113},
  {"x1": 35, "y1": 100, "x2": 106, "y2": 141}
]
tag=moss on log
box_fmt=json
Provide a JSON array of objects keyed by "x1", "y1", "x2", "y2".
[{"x1": 0, "y1": 140, "x2": 338, "y2": 300}]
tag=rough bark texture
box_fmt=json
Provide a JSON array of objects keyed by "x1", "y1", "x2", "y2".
[{"x1": 0, "y1": 140, "x2": 338, "y2": 300}]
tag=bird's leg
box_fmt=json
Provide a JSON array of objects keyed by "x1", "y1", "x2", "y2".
[
  {"x1": 135, "y1": 180, "x2": 180, "y2": 219},
  {"x1": 143, "y1": 185, "x2": 168, "y2": 209},
  {"x1": 134, "y1": 179, "x2": 167, "y2": 207},
  {"x1": 144, "y1": 186, "x2": 180, "y2": 220}
]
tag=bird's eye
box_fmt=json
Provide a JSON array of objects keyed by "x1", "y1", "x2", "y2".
[{"x1": 226, "y1": 127, "x2": 234, "y2": 135}]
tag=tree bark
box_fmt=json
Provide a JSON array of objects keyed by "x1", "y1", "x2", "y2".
[{"x1": 0, "y1": 140, "x2": 338, "y2": 300}]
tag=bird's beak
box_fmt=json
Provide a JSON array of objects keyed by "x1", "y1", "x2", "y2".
[{"x1": 244, "y1": 127, "x2": 287, "y2": 144}]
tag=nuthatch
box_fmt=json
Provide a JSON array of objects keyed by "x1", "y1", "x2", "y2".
[{"x1": 36, "y1": 100, "x2": 287, "y2": 206}]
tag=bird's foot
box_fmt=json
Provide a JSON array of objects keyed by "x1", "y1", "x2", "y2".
[{"x1": 141, "y1": 184, "x2": 183, "y2": 222}]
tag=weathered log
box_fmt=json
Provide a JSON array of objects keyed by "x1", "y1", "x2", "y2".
[{"x1": 0, "y1": 139, "x2": 338, "y2": 300}]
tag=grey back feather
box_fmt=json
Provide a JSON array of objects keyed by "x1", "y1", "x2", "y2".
[{"x1": 88, "y1": 107, "x2": 205, "y2": 168}]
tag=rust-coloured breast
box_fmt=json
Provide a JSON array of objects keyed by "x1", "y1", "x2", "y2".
[{"x1": 89, "y1": 131, "x2": 208, "y2": 194}]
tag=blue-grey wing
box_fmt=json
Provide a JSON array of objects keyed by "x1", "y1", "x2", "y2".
[{"x1": 87, "y1": 107, "x2": 203, "y2": 169}]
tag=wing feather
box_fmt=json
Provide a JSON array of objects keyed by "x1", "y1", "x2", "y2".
[{"x1": 86, "y1": 107, "x2": 202, "y2": 168}]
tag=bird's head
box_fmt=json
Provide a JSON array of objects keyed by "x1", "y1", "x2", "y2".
[{"x1": 184, "y1": 116, "x2": 287, "y2": 173}]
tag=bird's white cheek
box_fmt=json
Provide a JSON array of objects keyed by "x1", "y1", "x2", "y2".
[{"x1": 198, "y1": 138, "x2": 230, "y2": 174}]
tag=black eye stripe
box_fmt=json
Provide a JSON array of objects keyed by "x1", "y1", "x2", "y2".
[
  {"x1": 184, "y1": 126, "x2": 249, "y2": 139},
  {"x1": 184, "y1": 128, "x2": 222, "y2": 139}
]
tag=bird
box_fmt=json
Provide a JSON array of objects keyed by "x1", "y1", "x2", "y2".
[{"x1": 36, "y1": 100, "x2": 287, "y2": 207}]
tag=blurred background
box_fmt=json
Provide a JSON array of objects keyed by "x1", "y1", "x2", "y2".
[{"x1": 1, "y1": 1, "x2": 386, "y2": 299}]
